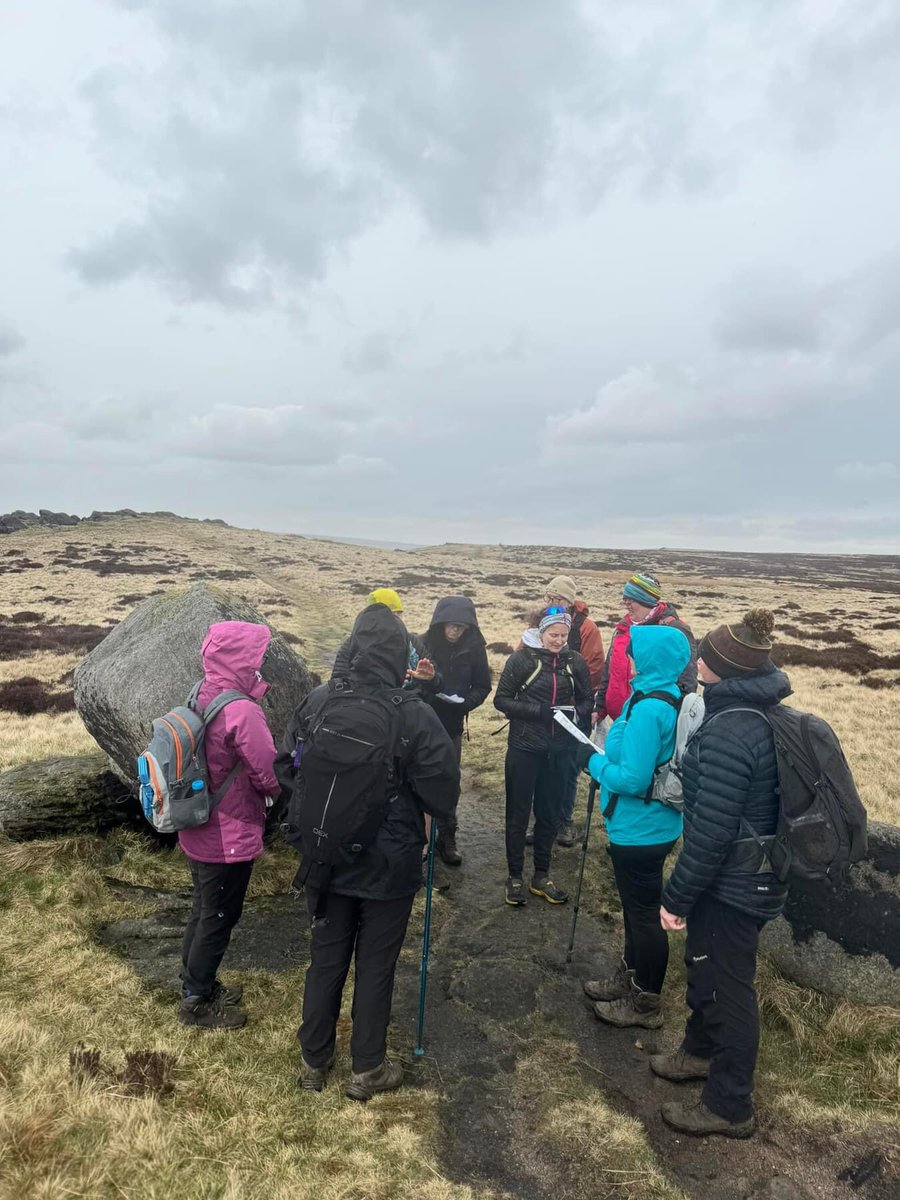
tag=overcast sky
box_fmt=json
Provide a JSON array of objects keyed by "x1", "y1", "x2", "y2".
[{"x1": 2, "y1": 1, "x2": 899, "y2": 551}]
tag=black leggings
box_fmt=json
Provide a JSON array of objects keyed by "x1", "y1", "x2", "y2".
[
  {"x1": 607, "y1": 840, "x2": 677, "y2": 994},
  {"x1": 181, "y1": 858, "x2": 254, "y2": 998},
  {"x1": 505, "y1": 744, "x2": 574, "y2": 877}
]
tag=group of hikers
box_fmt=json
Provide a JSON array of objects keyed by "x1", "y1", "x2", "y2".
[{"x1": 169, "y1": 570, "x2": 796, "y2": 1138}]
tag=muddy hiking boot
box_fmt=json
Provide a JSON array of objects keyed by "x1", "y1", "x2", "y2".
[
  {"x1": 660, "y1": 1099, "x2": 756, "y2": 1139},
  {"x1": 505, "y1": 876, "x2": 527, "y2": 906},
  {"x1": 345, "y1": 1057, "x2": 403, "y2": 1102},
  {"x1": 177, "y1": 994, "x2": 247, "y2": 1031},
  {"x1": 650, "y1": 1047, "x2": 711, "y2": 1082},
  {"x1": 299, "y1": 1053, "x2": 336, "y2": 1093},
  {"x1": 529, "y1": 875, "x2": 569, "y2": 904},
  {"x1": 583, "y1": 959, "x2": 633, "y2": 1002},
  {"x1": 211, "y1": 978, "x2": 243, "y2": 1007},
  {"x1": 556, "y1": 821, "x2": 579, "y2": 848},
  {"x1": 436, "y1": 827, "x2": 462, "y2": 866},
  {"x1": 593, "y1": 981, "x2": 662, "y2": 1029}
]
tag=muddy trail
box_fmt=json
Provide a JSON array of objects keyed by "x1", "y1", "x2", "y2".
[{"x1": 98, "y1": 775, "x2": 893, "y2": 1200}]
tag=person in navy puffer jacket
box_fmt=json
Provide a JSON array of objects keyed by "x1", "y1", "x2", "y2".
[
  {"x1": 653, "y1": 609, "x2": 790, "y2": 1141},
  {"x1": 581, "y1": 624, "x2": 691, "y2": 1030}
]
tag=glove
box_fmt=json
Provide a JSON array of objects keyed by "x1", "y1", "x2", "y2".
[{"x1": 574, "y1": 742, "x2": 598, "y2": 773}]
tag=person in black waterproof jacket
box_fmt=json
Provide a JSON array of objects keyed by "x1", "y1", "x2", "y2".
[
  {"x1": 494, "y1": 606, "x2": 593, "y2": 908},
  {"x1": 653, "y1": 609, "x2": 791, "y2": 1140},
  {"x1": 276, "y1": 603, "x2": 459, "y2": 1102},
  {"x1": 331, "y1": 587, "x2": 441, "y2": 697},
  {"x1": 420, "y1": 595, "x2": 493, "y2": 866}
]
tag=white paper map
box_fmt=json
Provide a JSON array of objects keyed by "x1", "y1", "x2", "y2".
[{"x1": 552, "y1": 709, "x2": 596, "y2": 748}]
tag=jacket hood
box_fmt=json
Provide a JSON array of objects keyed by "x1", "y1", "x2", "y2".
[
  {"x1": 348, "y1": 603, "x2": 407, "y2": 688},
  {"x1": 572, "y1": 599, "x2": 591, "y2": 617},
  {"x1": 201, "y1": 621, "x2": 271, "y2": 700},
  {"x1": 430, "y1": 595, "x2": 479, "y2": 629},
  {"x1": 704, "y1": 663, "x2": 793, "y2": 710},
  {"x1": 522, "y1": 628, "x2": 543, "y2": 649},
  {"x1": 630, "y1": 624, "x2": 691, "y2": 693}
]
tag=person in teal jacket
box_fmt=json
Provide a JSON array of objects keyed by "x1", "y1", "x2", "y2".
[{"x1": 581, "y1": 624, "x2": 692, "y2": 1029}]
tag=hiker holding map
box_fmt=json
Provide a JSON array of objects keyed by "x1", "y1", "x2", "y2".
[{"x1": 573, "y1": 625, "x2": 693, "y2": 1030}]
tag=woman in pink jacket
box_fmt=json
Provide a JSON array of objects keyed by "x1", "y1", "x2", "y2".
[{"x1": 178, "y1": 621, "x2": 278, "y2": 1030}]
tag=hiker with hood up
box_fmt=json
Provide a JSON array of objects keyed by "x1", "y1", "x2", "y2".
[
  {"x1": 494, "y1": 607, "x2": 593, "y2": 907},
  {"x1": 578, "y1": 624, "x2": 691, "y2": 1031},
  {"x1": 594, "y1": 572, "x2": 696, "y2": 729},
  {"x1": 276, "y1": 603, "x2": 459, "y2": 1102},
  {"x1": 420, "y1": 595, "x2": 493, "y2": 866},
  {"x1": 178, "y1": 621, "x2": 279, "y2": 1030},
  {"x1": 332, "y1": 588, "x2": 440, "y2": 696},
  {"x1": 653, "y1": 610, "x2": 790, "y2": 1140}
]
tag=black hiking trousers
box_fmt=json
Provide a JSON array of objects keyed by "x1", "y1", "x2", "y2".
[
  {"x1": 607, "y1": 839, "x2": 677, "y2": 994},
  {"x1": 300, "y1": 889, "x2": 415, "y2": 1074},
  {"x1": 437, "y1": 733, "x2": 463, "y2": 837},
  {"x1": 181, "y1": 858, "x2": 254, "y2": 999},
  {"x1": 680, "y1": 892, "x2": 765, "y2": 1123},
  {"x1": 504, "y1": 743, "x2": 573, "y2": 878}
]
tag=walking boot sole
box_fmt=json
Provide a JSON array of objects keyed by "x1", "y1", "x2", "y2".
[
  {"x1": 593, "y1": 1002, "x2": 662, "y2": 1029},
  {"x1": 650, "y1": 1056, "x2": 710, "y2": 1083},
  {"x1": 345, "y1": 1074, "x2": 403, "y2": 1102},
  {"x1": 529, "y1": 885, "x2": 568, "y2": 904}
]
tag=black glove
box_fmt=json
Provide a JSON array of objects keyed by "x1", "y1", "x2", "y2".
[
  {"x1": 574, "y1": 741, "x2": 598, "y2": 773},
  {"x1": 538, "y1": 703, "x2": 554, "y2": 723}
]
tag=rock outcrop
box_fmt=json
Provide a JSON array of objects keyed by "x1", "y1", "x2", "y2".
[
  {"x1": 0, "y1": 752, "x2": 132, "y2": 839},
  {"x1": 762, "y1": 820, "x2": 900, "y2": 1007},
  {"x1": 73, "y1": 583, "x2": 313, "y2": 783}
]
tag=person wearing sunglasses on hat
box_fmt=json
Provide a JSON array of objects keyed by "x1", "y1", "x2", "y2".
[{"x1": 494, "y1": 606, "x2": 593, "y2": 907}]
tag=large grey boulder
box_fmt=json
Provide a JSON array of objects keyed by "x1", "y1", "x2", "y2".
[
  {"x1": 0, "y1": 752, "x2": 130, "y2": 839},
  {"x1": 74, "y1": 583, "x2": 314, "y2": 782},
  {"x1": 762, "y1": 820, "x2": 900, "y2": 1008}
]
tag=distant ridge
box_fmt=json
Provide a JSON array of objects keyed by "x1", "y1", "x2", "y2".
[{"x1": 307, "y1": 534, "x2": 423, "y2": 551}]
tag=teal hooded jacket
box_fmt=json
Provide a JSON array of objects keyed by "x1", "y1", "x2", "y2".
[{"x1": 588, "y1": 624, "x2": 692, "y2": 846}]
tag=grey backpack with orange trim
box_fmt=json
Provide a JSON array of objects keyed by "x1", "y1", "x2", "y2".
[{"x1": 136, "y1": 683, "x2": 249, "y2": 833}]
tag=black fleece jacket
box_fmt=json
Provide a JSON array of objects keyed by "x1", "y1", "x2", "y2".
[
  {"x1": 277, "y1": 604, "x2": 459, "y2": 901},
  {"x1": 662, "y1": 664, "x2": 793, "y2": 923},
  {"x1": 494, "y1": 643, "x2": 593, "y2": 754}
]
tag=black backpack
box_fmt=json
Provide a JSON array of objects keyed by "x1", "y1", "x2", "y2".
[
  {"x1": 283, "y1": 679, "x2": 406, "y2": 913},
  {"x1": 709, "y1": 704, "x2": 867, "y2": 884}
]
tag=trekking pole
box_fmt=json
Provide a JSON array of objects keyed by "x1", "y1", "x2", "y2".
[
  {"x1": 414, "y1": 819, "x2": 438, "y2": 1056},
  {"x1": 566, "y1": 779, "x2": 597, "y2": 964}
]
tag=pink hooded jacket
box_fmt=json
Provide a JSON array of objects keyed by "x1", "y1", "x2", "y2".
[{"x1": 178, "y1": 621, "x2": 279, "y2": 865}]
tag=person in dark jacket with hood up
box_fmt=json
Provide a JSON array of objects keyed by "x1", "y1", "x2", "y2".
[
  {"x1": 653, "y1": 609, "x2": 790, "y2": 1140},
  {"x1": 277, "y1": 603, "x2": 459, "y2": 1102},
  {"x1": 332, "y1": 588, "x2": 440, "y2": 696},
  {"x1": 494, "y1": 607, "x2": 593, "y2": 907},
  {"x1": 421, "y1": 595, "x2": 492, "y2": 866}
]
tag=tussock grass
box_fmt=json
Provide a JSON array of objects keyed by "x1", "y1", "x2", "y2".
[
  {"x1": 519, "y1": 1035, "x2": 688, "y2": 1199},
  {"x1": 0, "y1": 834, "x2": 495, "y2": 1200}
]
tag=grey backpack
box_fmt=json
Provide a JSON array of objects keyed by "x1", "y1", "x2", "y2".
[{"x1": 136, "y1": 683, "x2": 249, "y2": 833}]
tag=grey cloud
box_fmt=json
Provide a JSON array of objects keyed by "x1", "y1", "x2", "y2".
[
  {"x1": 343, "y1": 331, "x2": 399, "y2": 374},
  {"x1": 714, "y1": 274, "x2": 825, "y2": 354},
  {"x1": 72, "y1": 1, "x2": 772, "y2": 305},
  {"x1": 0, "y1": 320, "x2": 24, "y2": 357}
]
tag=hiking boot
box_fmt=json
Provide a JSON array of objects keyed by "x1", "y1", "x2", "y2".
[
  {"x1": 299, "y1": 1053, "x2": 336, "y2": 1093},
  {"x1": 177, "y1": 994, "x2": 247, "y2": 1031},
  {"x1": 583, "y1": 959, "x2": 633, "y2": 1002},
  {"x1": 593, "y1": 982, "x2": 662, "y2": 1029},
  {"x1": 525, "y1": 828, "x2": 534, "y2": 846},
  {"x1": 505, "y1": 876, "x2": 527, "y2": 906},
  {"x1": 211, "y1": 978, "x2": 243, "y2": 1007},
  {"x1": 424, "y1": 863, "x2": 451, "y2": 892},
  {"x1": 650, "y1": 1047, "x2": 710, "y2": 1083},
  {"x1": 556, "y1": 821, "x2": 579, "y2": 848},
  {"x1": 345, "y1": 1057, "x2": 403, "y2": 1102},
  {"x1": 436, "y1": 829, "x2": 462, "y2": 866},
  {"x1": 529, "y1": 875, "x2": 569, "y2": 904},
  {"x1": 660, "y1": 1099, "x2": 755, "y2": 1139}
]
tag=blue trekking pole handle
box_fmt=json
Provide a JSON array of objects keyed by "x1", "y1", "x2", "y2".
[{"x1": 415, "y1": 819, "x2": 438, "y2": 1056}]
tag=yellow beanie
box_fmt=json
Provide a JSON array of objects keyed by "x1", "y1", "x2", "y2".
[{"x1": 368, "y1": 588, "x2": 404, "y2": 613}]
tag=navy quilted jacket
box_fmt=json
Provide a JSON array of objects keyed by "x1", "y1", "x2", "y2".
[{"x1": 662, "y1": 663, "x2": 792, "y2": 922}]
